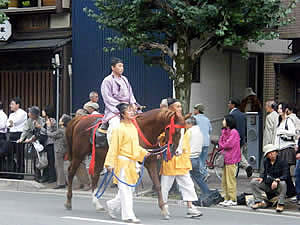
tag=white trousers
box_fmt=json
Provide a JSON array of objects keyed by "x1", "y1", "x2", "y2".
[
  {"x1": 107, "y1": 169, "x2": 136, "y2": 220},
  {"x1": 107, "y1": 116, "x2": 120, "y2": 144},
  {"x1": 161, "y1": 173, "x2": 198, "y2": 204}
]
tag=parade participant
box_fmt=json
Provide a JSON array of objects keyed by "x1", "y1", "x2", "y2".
[
  {"x1": 160, "y1": 98, "x2": 202, "y2": 220},
  {"x1": 104, "y1": 103, "x2": 150, "y2": 223},
  {"x1": 101, "y1": 58, "x2": 139, "y2": 143}
]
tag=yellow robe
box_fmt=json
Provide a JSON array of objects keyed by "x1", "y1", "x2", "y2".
[
  {"x1": 104, "y1": 122, "x2": 148, "y2": 185},
  {"x1": 160, "y1": 129, "x2": 192, "y2": 176}
]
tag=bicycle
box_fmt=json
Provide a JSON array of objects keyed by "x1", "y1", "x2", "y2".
[{"x1": 206, "y1": 138, "x2": 240, "y2": 181}]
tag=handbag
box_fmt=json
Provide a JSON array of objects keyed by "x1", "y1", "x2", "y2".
[{"x1": 33, "y1": 142, "x2": 48, "y2": 169}]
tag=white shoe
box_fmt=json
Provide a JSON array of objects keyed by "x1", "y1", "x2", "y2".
[
  {"x1": 106, "y1": 202, "x2": 116, "y2": 219},
  {"x1": 187, "y1": 207, "x2": 203, "y2": 217},
  {"x1": 122, "y1": 218, "x2": 141, "y2": 224},
  {"x1": 223, "y1": 200, "x2": 237, "y2": 206},
  {"x1": 219, "y1": 200, "x2": 229, "y2": 206}
]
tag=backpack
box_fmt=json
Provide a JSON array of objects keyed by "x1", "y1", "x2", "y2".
[{"x1": 193, "y1": 189, "x2": 224, "y2": 207}]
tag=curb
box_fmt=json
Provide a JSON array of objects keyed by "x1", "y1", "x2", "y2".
[{"x1": 0, "y1": 178, "x2": 45, "y2": 192}]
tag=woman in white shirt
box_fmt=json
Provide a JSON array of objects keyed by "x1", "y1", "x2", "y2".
[{"x1": 275, "y1": 103, "x2": 296, "y2": 166}]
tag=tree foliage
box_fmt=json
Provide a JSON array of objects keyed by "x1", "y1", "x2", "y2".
[
  {"x1": 86, "y1": 0, "x2": 297, "y2": 112},
  {"x1": 0, "y1": 0, "x2": 9, "y2": 24}
]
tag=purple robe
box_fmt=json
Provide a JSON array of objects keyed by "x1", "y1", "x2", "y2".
[{"x1": 101, "y1": 73, "x2": 138, "y2": 121}]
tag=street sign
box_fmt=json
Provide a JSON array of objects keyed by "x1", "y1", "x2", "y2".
[{"x1": 0, "y1": 20, "x2": 12, "y2": 41}]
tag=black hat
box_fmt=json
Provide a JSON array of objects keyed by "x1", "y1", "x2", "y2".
[
  {"x1": 167, "y1": 98, "x2": 180, "y2": 106},
  {"x1": 28, "y1": 106, "x2": 40, "y2": 117},
  {"x1": 116, "y1": 103, "x2": 129, "y2": 114}
]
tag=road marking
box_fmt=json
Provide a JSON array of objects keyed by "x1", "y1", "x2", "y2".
[{"x1": 62, "y1": 216, "x2": 145, "y2": 225}]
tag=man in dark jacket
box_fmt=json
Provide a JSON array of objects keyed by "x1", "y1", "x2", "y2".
[
  {"x1": 228, "y1": 98, "x2": 253, "y2": 177},
  {"x1": 250, "y1": 144, "x2": 295, "y2": 212}
]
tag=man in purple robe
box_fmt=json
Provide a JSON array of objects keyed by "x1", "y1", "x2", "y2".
[{"x1": 101, "y1": 58, "x2": 139, "y2": 143}]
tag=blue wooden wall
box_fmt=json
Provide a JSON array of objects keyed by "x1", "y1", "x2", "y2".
[{"x1": 72, "y1": 0, "x2": 173, "y2": 112}]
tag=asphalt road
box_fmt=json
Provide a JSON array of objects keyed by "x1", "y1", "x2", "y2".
[{"x1": 1, "y1": 190, "x2": 300, "y2": 225}]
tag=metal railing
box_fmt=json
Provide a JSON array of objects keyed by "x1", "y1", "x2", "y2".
[{"x1": 0, "y1": 142, "x2": 36, "y2": 179}]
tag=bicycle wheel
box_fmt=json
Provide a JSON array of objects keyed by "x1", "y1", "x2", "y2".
[
  {"x1": 213, "y1": 151, "x2": 224, "y2": 181},
  {"x1": 213, "y1": 152, "x2": 240, "y2": 182}
]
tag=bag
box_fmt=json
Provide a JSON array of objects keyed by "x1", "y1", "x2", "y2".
[
  {"x1": 34, "y1": 142, "x2": 48, "y2": 170},
  {"x1": 237, "y1": 192, "x2": 252, "y2": 205},
  {"x1": 193, "y1": 189, "x2": 224, "y2": 207}
]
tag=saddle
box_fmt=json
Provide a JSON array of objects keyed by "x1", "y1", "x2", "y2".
[{"x1": 90, "y1": 118, "x2": 108, "y2": 149}]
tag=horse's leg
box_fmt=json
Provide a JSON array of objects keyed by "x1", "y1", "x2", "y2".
[
  {"x1": 145, "y1": 157, "x2": 167, "y2": 216},
  {"x1": 91, "y1": 149, "x2": 106, "y2": 212},
  {"x1": 64, "y1": 158, "x2": 81, "y2": 210}
]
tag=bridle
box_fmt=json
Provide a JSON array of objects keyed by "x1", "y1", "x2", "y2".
[{"x1": 131, "y1": 115, "x2": 185, "y2": 159}]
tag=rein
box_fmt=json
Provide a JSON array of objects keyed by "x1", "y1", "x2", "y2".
[
  {"x1": 95, "y1": 146, "x2": 167, "y2": 199},
  {"x1": 164, "y1": 115, "x2": 185, "y2": 160}
]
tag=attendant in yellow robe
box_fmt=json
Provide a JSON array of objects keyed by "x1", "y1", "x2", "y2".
[
  {"x1": 104, "y1": 103, "x2": 149, "y2": 223},
  {"x1": 160, "y1": 98, "x2": 202, "y2": 219}
]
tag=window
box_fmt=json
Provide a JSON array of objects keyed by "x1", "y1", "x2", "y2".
[{"x1": 192, "y1": 59, "x2": 200, "y2": 83}]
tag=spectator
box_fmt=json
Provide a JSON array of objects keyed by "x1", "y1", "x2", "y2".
[
  {"x1": 186, "y1": 117, "x2": 210, "y2": 194},
  {"x1": 83, "y1": 102, "x2": 100, "y2": 115},
  {"x1": 250, "y1": 144, "x2": 295, "y2": 212},
  {"x1": 38, "y1": 105, "x2": 57, "y2": 183},
  {"x1": 193, "y1": 103, "x2": 212, "y2": 180},
  {"x1": 75, "y1": 108, "x2": 88, "y2": 116},
  {"x1": 0, "y1": 101, "x2": 8, "y2": 161},
  {"x1": 240, "y1": 87, "x2": 262, "y2": 113},
  {"x1": 7, "y1": 98, "x2": 27, "y2": 175},
  {"x1": 46, "y1": 114, "x2": 72, "y2": 189},
  {"x1": 295, "y1": 139, "x2": 300, "y2": 206},
  {"x1": 218, "y1": 115, "x2": 241, "y2": 206},
  {"x1": 263, "y1": 100, "x2": 278, "y2": 146},
  {"x1": 228, "y1": 98, "x2": 253, "y2": 177},
  {"x1": 286, "y1": 104, "x2": 300, "y2": 141},
  {"x1": 0, "y1": 101, "x2": 7, "y2": 141},
  {"x1": 274, "y1": 103, "x2": 296, "y2": 167},
  {"x1": 89, "y1": 91, "x2": 99, "y2": 103},
  {"x1": 17, "y1": 106, "x2": 44, "y2": 180}
]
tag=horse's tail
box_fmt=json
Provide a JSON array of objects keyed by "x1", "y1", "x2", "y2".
[{"x1": 65, "y1": 117, "x2": 79, "y2": 161}]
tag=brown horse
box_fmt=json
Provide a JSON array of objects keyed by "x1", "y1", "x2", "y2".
[{"x1": 64, "y1": 108, "x2": 185, "y2": 216}]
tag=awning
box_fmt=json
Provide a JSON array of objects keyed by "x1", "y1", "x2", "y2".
[
  {"x1": 274, "y1": 53, "x2": 300, "y2": 74},
  {"x1": 0, "y1": 38, "x2": 71, "y2": 52}
]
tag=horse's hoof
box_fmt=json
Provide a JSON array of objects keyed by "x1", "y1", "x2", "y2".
[
  {"x1": 64, "y1": 203, "x2": 72, "y2": 210},
  {"x1": 95, "y1": 206, "x2": 106, "y2": 212}
]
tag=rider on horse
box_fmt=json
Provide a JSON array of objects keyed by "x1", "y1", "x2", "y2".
[{"x1": 101, "y1": 57, "x2": 140, "y2": 143}]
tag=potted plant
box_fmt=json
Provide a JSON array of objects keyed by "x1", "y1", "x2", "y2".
[{"x1": 18, "y1": 0, "x2": 38, "y2": 7}]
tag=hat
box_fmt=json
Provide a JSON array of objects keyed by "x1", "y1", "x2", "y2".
[
  {"x1": 84, "y1": 102, "x2": 99, "y2": 110},
  {"x1": 245, "y1": 87, "x2": 256, "y2": 98},
  {"x1": 167, "y1": 98, "x2": 180, "y2": 106},
  {"x1": 160, "y1": 98, "x2": 168, "y2": 107},
  {"x1": 28, "y1": 106, "x2": 40, "y2": 117},
  {"x1": 263, "y1": 144, "x2": 278, "y2": 157},
  {"x1": 194, "y1": 103, "x2": 205, "y2": 112}
]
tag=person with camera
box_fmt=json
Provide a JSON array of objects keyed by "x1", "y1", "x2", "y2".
[
  {"x1": 250, "y1": 144, "x2": 295, "y2": 212},
  {"x1": 274, "y1": 103, "x2": 296, "y2": 167}
]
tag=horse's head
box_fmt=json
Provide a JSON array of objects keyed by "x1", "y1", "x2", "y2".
[{"x1": 163, "y1": 110, "x2": 186, "y2": 157}]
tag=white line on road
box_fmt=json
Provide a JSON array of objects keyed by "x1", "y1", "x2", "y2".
[{"x1": 61, "y1": 216, "x2": 145, "y2": 225}]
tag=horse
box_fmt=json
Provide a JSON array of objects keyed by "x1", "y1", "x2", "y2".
[{"x1": 64, "y1": 108, "x2": 185, "y2": 217}]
